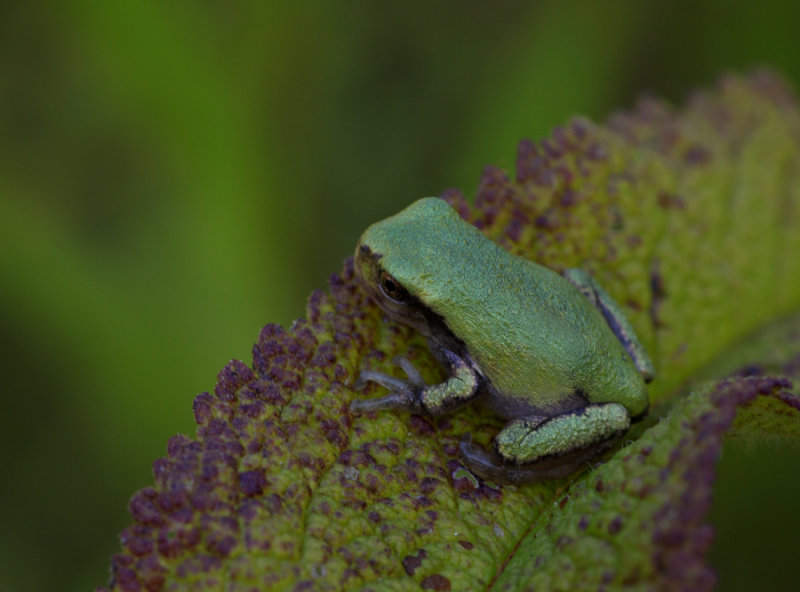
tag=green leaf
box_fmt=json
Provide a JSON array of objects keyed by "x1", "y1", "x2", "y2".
[{"x1": 97, "y1": 71, "x2": 800, "y2": 592}]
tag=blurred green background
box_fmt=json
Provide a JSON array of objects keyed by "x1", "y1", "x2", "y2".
[{"x1": 1, "y1": 2, "x2": 799, "y2": 591}]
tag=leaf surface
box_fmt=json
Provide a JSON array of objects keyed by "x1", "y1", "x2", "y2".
[{"x1": 98, "y1": 71, "x2": 800, "y2": 592}]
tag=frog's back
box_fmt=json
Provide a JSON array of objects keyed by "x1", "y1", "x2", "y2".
[{"x1": 458, "y1": 254, "x2": 648, "y2": 417}]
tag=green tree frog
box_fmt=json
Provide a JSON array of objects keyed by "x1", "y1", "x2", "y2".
[{"x1": 351, "y1": 198, "x2": 654, "y2": 485}]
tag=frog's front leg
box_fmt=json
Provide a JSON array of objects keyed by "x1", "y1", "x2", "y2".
[
  {"x1": 459, "y1": 403, "x2": 631, "y2": 485},
  {"x1": 563, "y1": 268, "x2": 655, "y2": 382},
  {"x1": 351, "y1": 349, "x2": 481, "y2": 416}
]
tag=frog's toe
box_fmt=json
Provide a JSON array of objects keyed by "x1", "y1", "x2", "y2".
[
  {"x1": 393, "y1": 356, "x2": 427, "y2": 388},
  {"x1": 351, "y1": 369, "x2": 422, "y2": 413},
  {"x1": 458, "y1": 434, "x2": 515, "y2": 483},
  {"x1": 355, "y1": 369, "x2": 411, "y2": 392}
]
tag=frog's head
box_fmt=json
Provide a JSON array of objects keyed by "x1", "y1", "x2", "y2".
[
  {"x1": 354, "y1": 240, "x2": 435, "y2": 339},
  {"x1": 353, "y1": 198, "x2": 461, "y2": 340}
]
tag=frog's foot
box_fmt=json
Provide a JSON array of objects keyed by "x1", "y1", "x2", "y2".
[
  {"x1": 351, "y1": 357, "x2": 427, "y2": 413},
  {"x1": 458, "y1": 434, "x2": 602, "y2": 485},
  {"x1": 459, "y1": 403, "x2": 631, "y2": 485},
  {"x1": 352, "y1": 350, "x2": 481, "y2": 416}
]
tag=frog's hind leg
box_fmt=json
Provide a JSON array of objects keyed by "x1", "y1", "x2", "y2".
[
  {"x1": 459, "y1": 403, "x2": 631, "y2": 485},
  {"x1": 563, "y1": 268, "x2": 655, "y2": 382}
]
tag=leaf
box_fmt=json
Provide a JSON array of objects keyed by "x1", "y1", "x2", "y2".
[
  {"x1": 716, "y1": 317, "x2": 800, "y2": 444},
  {"x1": 97, "y1": 71, "x2": 800, "y2": 592}
]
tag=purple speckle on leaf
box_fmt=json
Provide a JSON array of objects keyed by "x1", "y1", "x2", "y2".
[{"x1": 420, "y1": 573, "x2": 452, "y2": 591}]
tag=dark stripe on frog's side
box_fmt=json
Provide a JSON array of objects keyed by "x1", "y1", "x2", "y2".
[
  {"x1": 596, "y1": 300, "x2": 653, "y2": 384},
  {"x1": 480, "y1": 384, "x2": 590, "y2": 420}
]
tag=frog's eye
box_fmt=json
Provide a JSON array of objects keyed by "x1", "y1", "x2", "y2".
[{"x1": 379, "y1": 271, "x2": 410, "y2": 304}]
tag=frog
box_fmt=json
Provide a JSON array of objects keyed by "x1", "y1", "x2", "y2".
[{"x1": 350, "y1": 197, "x2": 654, "y2": 485}]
